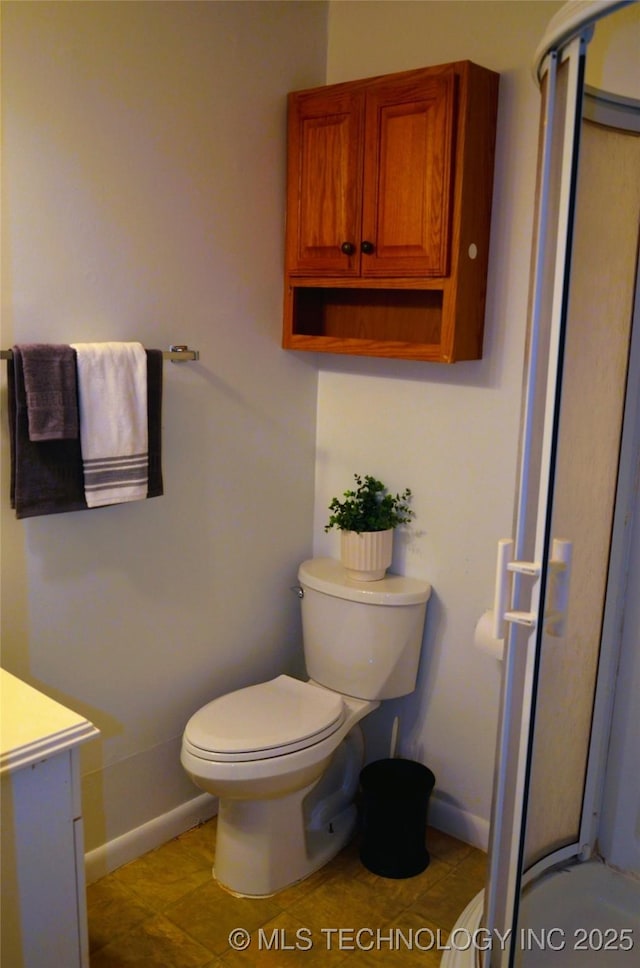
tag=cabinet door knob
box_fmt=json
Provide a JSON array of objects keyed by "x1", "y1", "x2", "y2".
[
  {"x1": 340, "y1": 242, "x2": 355, "y2": 256},
  {"x1": 361, "y1": 240, "x2": 375, "y2": 254}
]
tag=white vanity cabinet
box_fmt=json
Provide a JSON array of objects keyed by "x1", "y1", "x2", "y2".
[{"x1": 1, "y1": 670, "x2": 99, "y2": 968}]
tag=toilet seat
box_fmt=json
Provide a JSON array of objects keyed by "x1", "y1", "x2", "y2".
[{"x1": 183, "y1": 675, "x2": 345, "y2": 762}]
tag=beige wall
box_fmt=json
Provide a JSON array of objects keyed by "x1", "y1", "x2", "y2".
[
  {"x1": 6, "y1": 0, "x2": 614, "y2": 866},
  {"x1": 587, "y1": 1, "x2": 640, "y2": 99},
  {"x1": 1, "y1": 0, "x2": 326, "y2": 869},
  {"x1": 316, "y1": 0, "x2": 563, "y2": 845}
]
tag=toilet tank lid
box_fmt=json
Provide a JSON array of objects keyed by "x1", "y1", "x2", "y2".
[{"x1": 298, "y1": 558, "x2": 431, "y2": 606}]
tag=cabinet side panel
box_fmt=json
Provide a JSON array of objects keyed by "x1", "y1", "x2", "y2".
[{"x1": 447, "y1": 63, "x2": 499, "y2": 360}]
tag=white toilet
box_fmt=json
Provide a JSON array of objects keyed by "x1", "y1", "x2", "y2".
[{"x1": 180, "y1": 557, "x2": 431, "y2": 896}]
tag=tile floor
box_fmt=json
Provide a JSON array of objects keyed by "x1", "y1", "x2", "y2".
[{"x1": 87, "y1": 818, "x2": 487, "y2": 967}]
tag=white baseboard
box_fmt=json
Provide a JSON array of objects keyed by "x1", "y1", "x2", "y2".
[
  {"x1": 429, "y1": 792, "x2": 490, "y2": 852},
  {"x1": 85, "y1": 793, "x2": 217, "y2": 884},
  {"x1": 84, "y1": 789, "x2": 488, "y2": 886}
]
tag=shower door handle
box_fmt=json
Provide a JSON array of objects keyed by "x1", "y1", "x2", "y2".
[
  {"x1": 490, "y1": 539, "x2": 539, "y2": 636},
  {"x1": 544, "y1": 539, "x2": 573, "y2": 637},
  {"x1": 490, "y1": 538, "x2": 572, "y2": 639},
  {"x1": 492, "y1": 539, "x2": 514, "y2": 640}
]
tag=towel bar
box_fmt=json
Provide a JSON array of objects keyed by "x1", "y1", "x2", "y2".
[{"x1": 1, "y1": 345, "x2": 199, "y2": 363}]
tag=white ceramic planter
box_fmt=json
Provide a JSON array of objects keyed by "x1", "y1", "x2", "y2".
[{"x1": 340, "y1": 529, "x2": 394, "y2": 581}]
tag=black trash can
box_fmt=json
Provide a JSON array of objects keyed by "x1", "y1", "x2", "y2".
[{"x1": 359, "y1": 758, "x2": 436, "y2": 878}]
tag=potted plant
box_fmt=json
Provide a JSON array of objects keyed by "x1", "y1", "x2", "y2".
[{"x1": 325, "y1": 474, "x2": 414, "y2": 581}]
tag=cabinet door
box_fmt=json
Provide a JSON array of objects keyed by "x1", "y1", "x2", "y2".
[
  {"x1": 1, "y1": 753, "x2": 84, "y2": 968},
  {"x1": 286, "y1": 87, "x2": 364, "y2": 275},
  {"x1": 361, "y1": 72, "x2": 455, "y2": 277}
]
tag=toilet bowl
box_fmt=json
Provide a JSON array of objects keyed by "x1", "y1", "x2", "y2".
[
  {"x1": 182, "y1": 675, "x2": 377, "y2": 896},
  {"x1": 181, "y1": 557, "x2": 431, "y2": 896}
]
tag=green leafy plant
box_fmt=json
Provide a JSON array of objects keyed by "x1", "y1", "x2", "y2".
[{"x1": 325, "y1": 474, "x2": 415, "y2": 534}]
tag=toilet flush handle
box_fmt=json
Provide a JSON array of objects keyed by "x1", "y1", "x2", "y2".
[{"x1": 291, "y1": 585, "x2": 304, "y2": 599}]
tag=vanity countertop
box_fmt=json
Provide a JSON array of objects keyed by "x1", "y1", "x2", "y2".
[{"x1": 0, "y1": 668, "x2": 98, "y2": 775}]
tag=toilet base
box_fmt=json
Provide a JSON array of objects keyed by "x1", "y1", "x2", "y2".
[
  {"x1": 213, "y1": 729, "x2": 363, "y2": 896},
  {"x1": 214, "y1": 795, "x2": 357, "y2": 897}
]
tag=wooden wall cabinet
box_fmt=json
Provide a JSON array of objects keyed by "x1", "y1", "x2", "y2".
[{"x1": 283, "y1": 61, "x2": 499, "y2": 362}]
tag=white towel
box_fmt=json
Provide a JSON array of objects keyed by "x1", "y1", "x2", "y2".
[{"x1": 71, "y1": 342, "x2": 148, "y2": 508}]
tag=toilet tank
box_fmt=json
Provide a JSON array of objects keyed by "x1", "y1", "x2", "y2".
[{"x1": 298, "y1": 558, "x2": 431, "y2": 701}]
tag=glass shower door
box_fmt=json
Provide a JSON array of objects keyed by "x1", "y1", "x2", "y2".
[
  {"x1": 481, "y1": 33, "x2": 589, "y2": 968},
  {"x1": 522, "y1": 114, "x2": 640, "y2": 880},
  {"x1": 482, "y1": 5, "x2": 640, "y2": 965}
]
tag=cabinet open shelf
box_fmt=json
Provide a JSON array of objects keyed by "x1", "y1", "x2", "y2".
[{"x1": 287, "y1": 286, "x2": 446, "y2": 360}]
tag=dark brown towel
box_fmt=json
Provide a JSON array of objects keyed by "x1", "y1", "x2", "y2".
[
  {"x1": 8, "y1": 346, "x2": 86, "y2": 518},
  {"x1": 146, "y1": 349, "x2": 164, "y2": 499},
  {"x1": 8, "y1": 347, "x2": 164, "y2": 518},
  {"x1": 19, "y1": 343, "x2": 79, "y2": 441}
]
